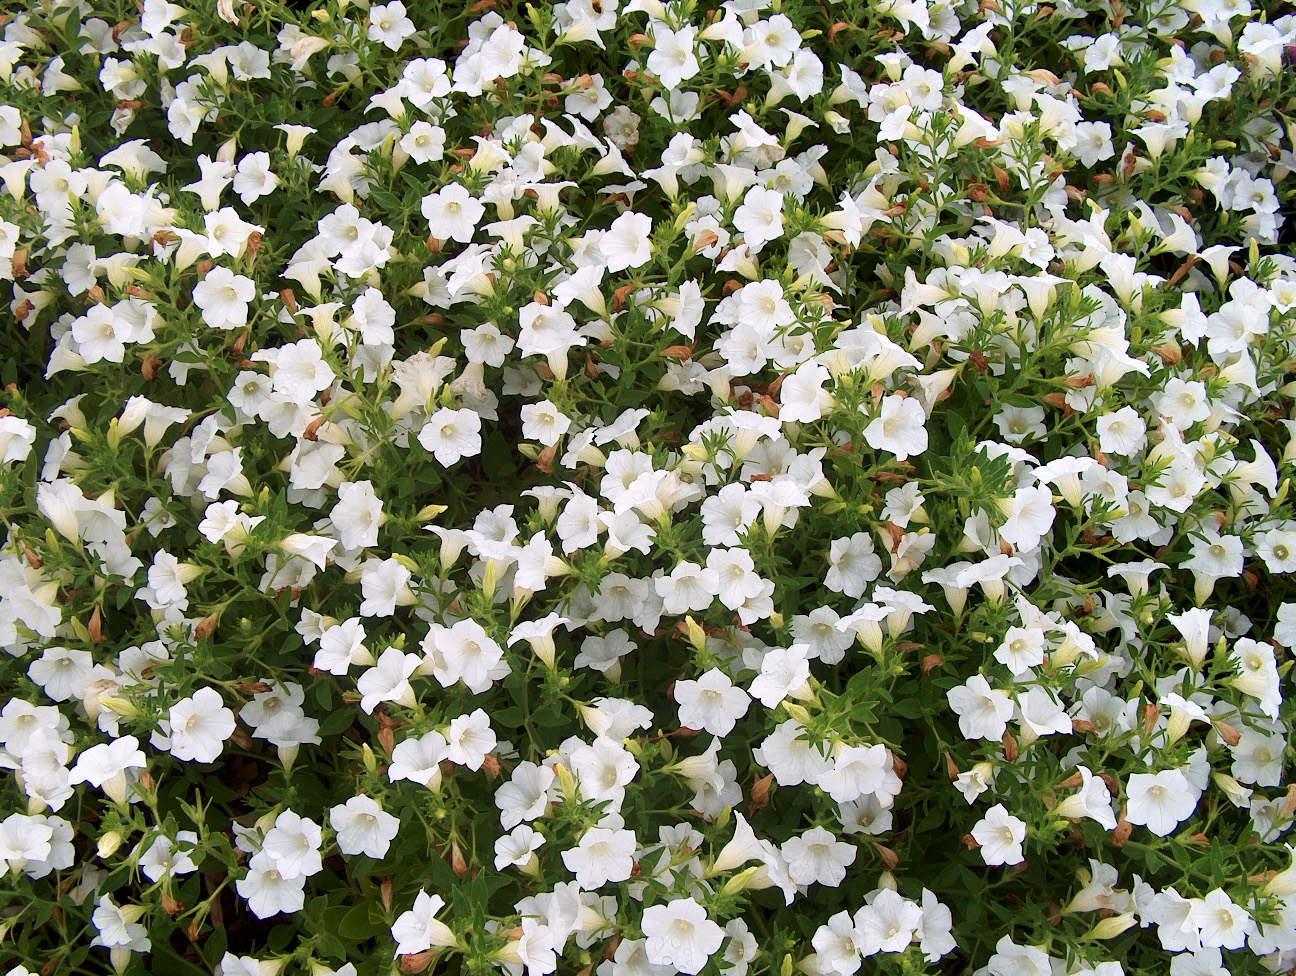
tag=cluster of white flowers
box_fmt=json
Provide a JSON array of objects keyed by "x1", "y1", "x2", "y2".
[{"x1": 1, "y1": 0, "x2": 1295, "y2": 973}]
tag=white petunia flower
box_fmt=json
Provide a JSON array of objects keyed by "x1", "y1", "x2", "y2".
[
  {"x1": 970, "y1": 804, "x2": 1026, "y2": 865},
  {"x1": 165, "y1": 688, "x2": 235, "y2": 764},
  {"x1": 330, "y1": 795, "x2": 400, "y2": 859},
  {"x1": 418, "y1": 407, "x2": 482, "y2": 466},
  {"x1": 641, "y1": 898, "x2": 725, "y2": 975}
]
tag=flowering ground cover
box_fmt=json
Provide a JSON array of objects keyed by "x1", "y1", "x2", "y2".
[{"x1": 1, "y1": 0, "x2": 1296, "y2": 974}]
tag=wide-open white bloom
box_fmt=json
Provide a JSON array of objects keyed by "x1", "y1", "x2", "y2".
[
  {"x1": 1126, "y1": 769, "x2": 1198, "y2": 836},
  {"x1": 863, "y1": 395, "x2": 928, "y2": 461},
  {"x1": 422, "y1": 182, "x2": 486, "y2": 243},
  {"x1": 561, "y1": 825, "x2": 637, "y2": 890},
  {"x1": 855, "y1": 888, "x2": 924, "y2": 955},
  {"x1": 166, "y1": 688, "x2": 235, "y2": 763},
  {"x1": 641, "y1": 898, "x2": 725, "y2": 975},
  {"x1": 971, "y1": 804, "x2": 1026, "y2": 865},
  {"x1": 262, "y1": 811, "x2": 323, "y2": 880},
  {"x1": 647, "y1": 25, "x2": 700, "y2": 90},
  {"x1": 602, "y1": 211, "x2": 653, "y2": 272},
  {"x1": 445, "y1": 708, "x2": 496, "y2": 770},
  {"x1": 947, "y1": 675, "x2": 1015, "y2": 741},
  {"x1": 675, "y1": 668, "x2": 750, "y2": 737},
  {"x1": 368, "y1": 0, "x2": 416, "y2": 49},
  {"x1": 825, "y1": 532, "x2": 881, "y2": 598},
  {"x1": 813, "y1": 911, "x2": 864, "y2": 976},
  {"x1": 357, "y1": 648, "x2": 419, "y2": 714},
  {"x1": 331, "y1": 795, "x2": 400, "y2": 859},
  {"x1": 0, "y1": 814, "x2": 54, "y2": 872},
  {"x1": 782, "y1": 825, "x2": 857, "y2": 886},
  {"x1": 999, "y1": 484, "x2": 1056, "y2": 552},
  {"x1": 418, "y1": 407, "x2": 482, "y2": 466},
  {"x1": 237, "y1": 852, "x2": 306, "y2": 919},
  {"x1": 733, "y1": 185, "x2": 785, "y2": 247}
]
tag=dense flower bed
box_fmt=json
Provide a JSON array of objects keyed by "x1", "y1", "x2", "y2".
[{"x1": 1, "y1": 0, "x2": 1295, "y2": 973}]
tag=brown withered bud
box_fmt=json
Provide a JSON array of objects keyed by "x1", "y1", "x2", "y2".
[
  {"x1": 747, "y1": 772, "x2": 775, "y2": 817},
  {"x1": 87, "y1": 607, "x2": 104, "y2": 644},
  {"x1": 1056, "y1": 770, "x2": 1086, "y2": 791},
  {"x1": 230, "y1": 728, "x2": 255, "y2": 751},
  {"x1": 613, "y1": 283, "x2": 638, "y2": 312},
  {"x1": 603, "y1": 933, "x2": 622, "y2": 961},
  {"x1": 1142, "y1": 702, "x2": 1159, "y2": 734},
  {"x1": 921, "y1": 653, "x2": 944, "y2": 675},
  {"x1": 690, "y1": 229, "x2": 720, "y2": 253},
  {"x1": 871, "y1": 470, "x2": 910, "y2": 485},
  {"x1": 301, "y1": 416, "x2": 325, "y2": 442},
  {"x1": 536, "y1": 442, "x2": 558, "y2": 475},
  {"x1": 945, "y1": 752, "x2": 960, "y2": 781},
  {"x1": 194, "y1": 611, "x2": 220, "y2": 641},
  {"x1": 1002, "y1": 731, "x2": 1018, "y2": 762},
  {"x1": 1111, "y1": 819, "x2": 1133, "y2": 846},
  {"x1": 873, "y1": 843, "x2": 899, "y2": 870},
  {"x1": 400, "y1": 951, "x2": 436, "y2": 974},
  {"x1": 449, "y1": 841, "x2": 468, "y2": 879}
]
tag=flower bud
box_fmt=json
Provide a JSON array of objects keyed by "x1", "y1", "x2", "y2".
[
  {"x1": 720, "y1": 865, "x2": 762, "y2": 896},
  {"x1": 1087, "y1": 913, "x2": 1137, "y2": 940},
  {"x1": 98, "y1": 830, "x2": 125, "y2": 858},
  {"x1": 1210, "y1": 773, "x2": 1252, "y2": 809},
  {"x1": 1263, "y1": 848, "x2": 1296, "y2": 898}
]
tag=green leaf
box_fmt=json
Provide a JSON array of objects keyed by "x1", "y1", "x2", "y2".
[{"x1": 337, "y1": 901, "x2": 388, "y2": 942}]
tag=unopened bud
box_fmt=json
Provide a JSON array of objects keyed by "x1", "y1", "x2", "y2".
[
  {"x1": 98, "y1": 830, "x2": 125, "y2": 858},
  {"x1": 1088, "y1": 913, "x2": 1137, "y2": 940}
]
